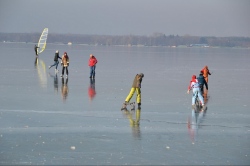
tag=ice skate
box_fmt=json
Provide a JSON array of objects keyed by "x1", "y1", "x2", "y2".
[
  {"x1": 130, "y1": 102, "x2": 135, "y2": 110},
  {"x1": 121, "y1": 101, "x2": 129, "y2": 110}
]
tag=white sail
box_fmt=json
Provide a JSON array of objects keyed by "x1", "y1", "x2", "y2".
[{"x1": 37, "y1": 28, "x2": 48, "y2": 54}]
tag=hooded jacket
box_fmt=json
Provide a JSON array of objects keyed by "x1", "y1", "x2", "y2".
[
  {"x1": 61, "y1": 53, "x2": 69, "y2": 67},
  {"x1": 201, "y1": 66, "x2": 211, "y2": 78},
  {"x1": 89, "y1": 56, "x2": 98, "y2": 67},
  {"x1": 132, "y1": 74, "x2": 143, "y2": 88},
  {"x1": 54, "y1": 52, "x2": 61, "y2": 61}
]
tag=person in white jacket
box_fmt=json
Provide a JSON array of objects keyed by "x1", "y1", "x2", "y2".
[{"x1": 187, "y1": 75, "x2": 204, "y2": 107}]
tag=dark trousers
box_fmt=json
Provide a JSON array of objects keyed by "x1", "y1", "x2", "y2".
[
  {"x1": 200, "y1": 85, "x2": 204, "y2": 94},
  {"x1": 62, "y1": 66, "x2": 68, "y2": 75}
]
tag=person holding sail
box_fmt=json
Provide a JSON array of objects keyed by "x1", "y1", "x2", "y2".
[{"x1": 34, "y1": 45, "x2": 39, "y2": 56}]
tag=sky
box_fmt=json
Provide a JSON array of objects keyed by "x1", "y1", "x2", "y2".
[{"x1": 0, "y1": 0, "x2": 250, "y2": 37}]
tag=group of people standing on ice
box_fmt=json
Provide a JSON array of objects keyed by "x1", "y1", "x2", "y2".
[
  {"x1": 120, "y1": 66, "x2": 211, "y2": 110},
  {"x1": 34, "y1": 45, "x2": 211, "y2": 110},
  {"x1": 46, "y1": 49, "x2": 142, "y2": 110},
  {"x1": 47, "y1": 50, "x2": 98, "y2": 78},
  {"x1": 187, "y1": 65, "x2": 211, "y2": 108}
]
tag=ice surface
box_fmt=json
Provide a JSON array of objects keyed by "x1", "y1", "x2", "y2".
[{"x1": 0, "y1": 43, "x2": 249, "y2": 165}]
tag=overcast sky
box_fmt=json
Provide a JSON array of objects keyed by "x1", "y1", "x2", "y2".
[{"x1": 0, "y1": 0, "x2": 249, "y2": 37}]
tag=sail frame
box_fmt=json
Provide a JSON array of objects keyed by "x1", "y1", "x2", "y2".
[{"x1": 37, "y1": 28, "x2": 48, "y2": 54}]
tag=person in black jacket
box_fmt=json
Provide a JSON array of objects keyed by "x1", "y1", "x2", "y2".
[
  {"x1": 34, "y1": 45, "x2": 39, "y2": 56},
  {"x1": 197, "y1": 71, "x2": 208, "y2": 94},
  {"x1": 49, "y1": 50, "x2": 61, "y2": 72}
]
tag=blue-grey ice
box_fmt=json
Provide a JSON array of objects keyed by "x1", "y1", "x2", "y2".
[{"x1": 0, "y1": 43, "x2": 249, "y2": 165}]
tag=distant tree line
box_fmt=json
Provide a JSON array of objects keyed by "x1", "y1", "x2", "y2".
[{"x1": 1, "y1": 32, "x2": 250, "y2": 47}]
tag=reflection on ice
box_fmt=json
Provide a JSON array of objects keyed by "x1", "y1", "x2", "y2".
[
  {"x1": 121, "y1": 106, "x2": 141, "y2": 139},
  {"x1": 61, "y1": 77, "x2": 68, "y2": 103},
  {"x1": 49, "y1": 73, "x2": 59, "y2": 94},
  {"x1": 187, "y1": 105, "x2": 208, "y2": 144},
  {"x1": 88, "y1": 78, "x2": 96, "y2": 102},
  {"x1": 34, "y1": 57, "x2": 47, "y2": 88}
]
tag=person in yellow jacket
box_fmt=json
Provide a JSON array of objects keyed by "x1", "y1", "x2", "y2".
[
  {"x1": 122, "y1": 73, "x2": 144, "y2": 109},
  {"x1": 61, "y1": 52, "x2": 69, "y2": 78}
]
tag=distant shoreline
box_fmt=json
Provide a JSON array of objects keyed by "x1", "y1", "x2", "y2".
[
  {"x1": 2, "y1": 41, "x2": 250, "y2": 49},
  {"x1": 1, "y1": 33, "x2": 250, "y2": 48}
]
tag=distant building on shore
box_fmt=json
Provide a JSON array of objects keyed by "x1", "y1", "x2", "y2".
[{"x1": 189, "y1": 44, "x2": 209, "y2": 47}]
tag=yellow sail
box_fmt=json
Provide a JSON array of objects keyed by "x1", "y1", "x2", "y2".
[{"x1": 37, "y1": 28, "x2": 48, "y2": 54}]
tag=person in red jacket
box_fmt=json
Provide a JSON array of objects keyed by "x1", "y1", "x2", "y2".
[{"x1": 88, "y1": 54, "x2": 98, "y2": 78}]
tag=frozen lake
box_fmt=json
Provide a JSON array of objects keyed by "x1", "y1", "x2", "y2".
[{"x1": 0, "y1": 43, "x2": 249, "y2": 165}]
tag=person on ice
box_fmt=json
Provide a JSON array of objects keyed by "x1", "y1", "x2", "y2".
[
  {"x1": 49, "y1": 50, "x2": 61, "y2": 72},
  {"x1": 197, "y1": 71, "x2": 208, "y2": 94},
  {"x1": 34, "y1": 45, "x2": 39, "y2": 56},
  {"x1": 61, "y1": 52, "x2": 69, "y2": 78},
  {"x1": 122, "y1": 73, "x2": 144, "y2": 109},
  {"x1": 187, "y1": 75, "x2": 205, "y2": 108},
  {"x1": 88, "y1": 54, "x2": 98, "y2": 78},
  {"x1": 201, "y1": 65, "x2": 211, "y2": 83}
]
